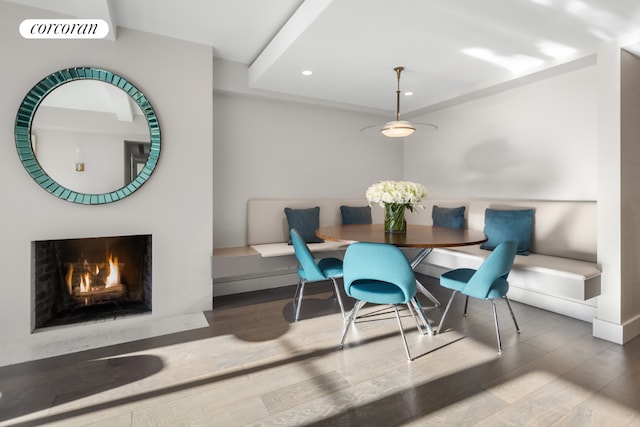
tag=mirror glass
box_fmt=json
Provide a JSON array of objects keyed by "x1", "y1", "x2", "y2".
[{"x1": 15, "y1": 68, "x2": 161, "y2": 204}]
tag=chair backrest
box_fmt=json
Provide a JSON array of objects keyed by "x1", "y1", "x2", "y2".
[
  {"x1": 343, "y1": 242, "x2": 416, "y2": 303},
  {"x1": 464, "y1": 240, "x2": 518, "y2": 299},
  {"x1": 290, "y1": 228, "x2": 325, "y2": 281}
]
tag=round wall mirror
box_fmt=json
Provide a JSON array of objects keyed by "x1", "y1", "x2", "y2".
[{"x1": 15, "y1": 67, "x2": 161, "y2": 204}]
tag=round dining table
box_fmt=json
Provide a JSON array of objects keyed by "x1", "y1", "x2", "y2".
[
  {"x1": 316, "y1": 224, "x2": 487, "y2": 327},
  {"x1": 316, "y1": 223, "x2": 487, "y2": 250}
]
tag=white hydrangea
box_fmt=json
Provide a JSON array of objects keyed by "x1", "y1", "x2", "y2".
[{"x1": 365, "y1": 180, "x2": 427, "y2": 211}]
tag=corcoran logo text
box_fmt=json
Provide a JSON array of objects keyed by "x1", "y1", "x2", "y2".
[{"x1": 20, "y1": 19, "x2": 109, "y2": 39}]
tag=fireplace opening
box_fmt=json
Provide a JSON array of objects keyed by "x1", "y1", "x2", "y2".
[{"x1": 33, "y1": 234, "x2": 152, "y2": 330}]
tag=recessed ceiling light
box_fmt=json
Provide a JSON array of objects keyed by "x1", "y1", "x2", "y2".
[
  {"x1": 404, "y1": 91, "x2": 414, "y2": 96},
  {"x1": 301, "y1": 70, "x2": 312, "y2": 76}
]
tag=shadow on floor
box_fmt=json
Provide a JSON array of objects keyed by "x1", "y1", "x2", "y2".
[{"x1": 0, "y1": 354, "x2": 163, "y2": 422}]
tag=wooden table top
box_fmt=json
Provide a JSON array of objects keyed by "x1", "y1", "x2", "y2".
[{"x1": 316, "y1": 224, "x2": 487, "y2": 249}]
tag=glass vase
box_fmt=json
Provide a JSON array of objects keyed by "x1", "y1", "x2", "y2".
[{"x1": 384, "y1": 203, "x2": 407, "y2": 233}]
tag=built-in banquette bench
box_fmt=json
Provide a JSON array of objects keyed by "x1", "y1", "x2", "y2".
[
  {"x1": 212, "y1": 198, "x2": 601, "y2": 322},
  {"x1": 212, "y1": 199, "x2": 380, "y2": 296}
]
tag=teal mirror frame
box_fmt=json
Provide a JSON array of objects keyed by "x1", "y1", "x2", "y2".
[{"x1": 15, "y1": 67, "x2": 161, "y2": 204}]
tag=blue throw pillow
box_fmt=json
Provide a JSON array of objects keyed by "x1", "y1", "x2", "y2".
[
  {"x1": 340, "y1": 205, "x2": 372, "y2": 225},
  {"x1": 481, "y1": 208, "x2": 534, "y2": 255},
  {"x1": 432, "y1": 205, "x2": 465, "y2": 229},
  {"x1": 285, "y1": 207, "x2": 324, "y2": 244}
]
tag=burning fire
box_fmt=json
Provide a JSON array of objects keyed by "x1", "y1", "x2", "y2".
[
  {"x1": 79, "y1": 272, "x2": 91, "y2": 293},
  {"x1": 66, "y1": 253, "x2": 122, "y2": 295},
  {"x1": 106, "y1": 254, "x2": 120, "y2": 288}
]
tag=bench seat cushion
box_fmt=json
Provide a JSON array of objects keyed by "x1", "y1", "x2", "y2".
[{"x1": 251, "y1": 241, "x2": 347, "y2": 258}]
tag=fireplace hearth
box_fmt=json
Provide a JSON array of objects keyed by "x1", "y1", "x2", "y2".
[{"x1": 33, "y1": 234, "x2": 152, "y2": 330}]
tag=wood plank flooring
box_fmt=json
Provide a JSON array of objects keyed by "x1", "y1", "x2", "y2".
[{"x1": 1, "y1": 274, "x2": 640, "y2": 426}]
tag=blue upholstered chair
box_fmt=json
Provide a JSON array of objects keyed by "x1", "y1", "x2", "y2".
[
  {"x1": 339, "y1": 242, "x2": 430, "y2": 361},
  {"x1": 437, "y1": 240, "x2": 520, "y2": 354},
  {"x1": 290, "y1": 228, "x2": 346, "y2": 321}
]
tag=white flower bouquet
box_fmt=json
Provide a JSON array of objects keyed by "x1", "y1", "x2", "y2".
[
  {"x1": 365, "y1": 180, "x2": 427, "y2": 212},
  {"x1": 366, "y1": 180, "x2": 427, "y2": 233}
]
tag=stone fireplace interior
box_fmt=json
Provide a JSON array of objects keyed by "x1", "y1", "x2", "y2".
[{"x1": 33, "y1": 234, "x2": 152, "y2": 330}]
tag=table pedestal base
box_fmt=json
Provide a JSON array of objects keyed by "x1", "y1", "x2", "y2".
[
  {"x1": 410, "y1": 248, "x2": 441, "y2": 307},
  {"x1": 410, "y1": 296, "x2": 434, "y2": 335}
]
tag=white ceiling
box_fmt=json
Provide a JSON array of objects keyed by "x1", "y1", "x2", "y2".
[{"x1": 8, "y1": 0, "x2": 640, "y2": 116}]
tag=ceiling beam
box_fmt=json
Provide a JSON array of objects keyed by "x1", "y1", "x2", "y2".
[{"x1": 249, "y1": 0, "x2": 333, "y2": 87}]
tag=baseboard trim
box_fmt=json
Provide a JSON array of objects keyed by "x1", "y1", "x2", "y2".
[
  {"x1": 593, "y1": 313, "x2": 640, "y2": 345},
  {"x1": 213, "y1": 273, "x2": 299, "y2": 296}
]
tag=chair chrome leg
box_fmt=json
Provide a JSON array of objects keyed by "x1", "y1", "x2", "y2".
[
  {"x1": 491, "y1": 299, "x2": 503, "y2": 354},
  {"x1": 393, "y1": 305, "x2": 412, "y2": 361},
  {"x1": 330, "y1": 277, "x2": 347, "y2": 320},
  {"x1": 293, "y1": 279, "x2": 301, "y2": 302},
  {"x1": 437, "y1": 290, "x2": 457, "y2": 334},
  {"x1": 504, "y1": 296, "x2": 520, "y2": 334},
  {"x1": 463, "y1": 295, "x2": 469, "y2": 317},
  {"x1": 339, "y1": 300, "x2": 365, "y2": 349},
  {"x1": 410, "y1": 297, "x2": 433, "y2": 335},
  {"x1": 406, "y1": 301, "x2": 422, "y2": 333},
  {"x1": 293, "y1": 280, "x2": 301, "y2": 320},
  {"x1": 352, "y1": 299, "x2": 364, "y2": 322},
  {"x1": 294, "y1": 280, "x2": 306, "y2": 322}
]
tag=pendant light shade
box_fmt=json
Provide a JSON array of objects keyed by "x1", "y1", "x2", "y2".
[{"x1": 381, "y1": 120, "x2": 416, "y2": 137}]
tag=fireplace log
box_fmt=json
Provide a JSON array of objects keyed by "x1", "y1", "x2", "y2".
[{"x1": 72, "y1": 283, "x2": 127, "y2": 305}]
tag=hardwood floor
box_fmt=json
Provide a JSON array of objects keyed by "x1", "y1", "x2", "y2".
[{"x1": 1, "y1": 274, "x2": 640, "y2": 426}]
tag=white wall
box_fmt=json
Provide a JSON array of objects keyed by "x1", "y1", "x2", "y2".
[
  {"x1": 404, "y1": 64, "x2": 598, "y2": 200},
  {"x1": 402, "y1": 47, "x2": 640, "y2": 344},
  {"x1": 212, "y1": 61, "x2": 404, "y2": 248},
  {"x1": 0, "y1": 2, "x2": 213, "y2": 366}
]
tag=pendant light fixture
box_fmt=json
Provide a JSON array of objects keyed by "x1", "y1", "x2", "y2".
[
  {"x1": 381, "y1": 66, "x2": 415, "y2": 137},
  {"x1": 361, "y1": 66, "x2": 437, "y2": 138}
]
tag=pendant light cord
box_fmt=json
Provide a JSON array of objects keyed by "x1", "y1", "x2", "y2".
[{"x1": 394, "y1": 66, "x2": 404, "y2": 121}]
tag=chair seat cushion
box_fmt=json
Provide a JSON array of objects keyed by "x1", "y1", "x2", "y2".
[
  {"x1": 485, "y1": 279, "x2": 509, "y2": 299},
  {"x1": 440, "y1": 268, "x2": 476, "y2": 291},
  {"x1": 298, "y1": 257, "x2": 343, "y2": 280},
  {"x1": 348, "y1": 280, "x2": 409, "y2": 304},
  {"x1": 441, "y1": 269, "x2": 510, "y2": 299},
  {"x1": 317, "y1": 257, "x2": 344, "y2": 278}
]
